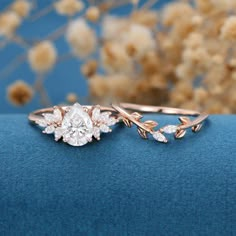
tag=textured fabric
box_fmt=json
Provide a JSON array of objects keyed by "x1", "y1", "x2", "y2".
[{"x1": 0, "y1": 114, "x2": 236, "y2": 236}]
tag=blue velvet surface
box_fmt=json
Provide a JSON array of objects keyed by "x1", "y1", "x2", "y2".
[{"x1": 0, "y1": 114, "x2": 236, "y2": 235}]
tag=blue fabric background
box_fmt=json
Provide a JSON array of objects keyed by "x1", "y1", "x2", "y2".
[{"x1": 0, "y1": 114, "x2": 236, "y2": 235}]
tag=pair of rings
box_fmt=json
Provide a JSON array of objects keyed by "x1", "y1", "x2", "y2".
[{"x1": 28, "y1": 103, "x2": 209, "y2": 147}]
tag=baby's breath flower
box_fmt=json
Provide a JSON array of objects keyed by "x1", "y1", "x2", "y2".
[
  {"x1": 81, "y1": 60, "x2": 98, "y2": 78},
  {"x1": 89, "y1": 74, "x2": 109, "y2": 99},
  {"x1": 89, "y1": 74, "x2": 132, "y2": 103},
  {"x1": 66, "y1": 93, "x2": 78, "y2": 103},
  {"x1": 7, "y1": 80, "x2": 33, "y2": 106},
  {"x1": 182, "y1": 47, "x2": 210, "y2": 71},
  {"x1": 121, "y1": 24, "x2": 155, "y2": 58},
  {"x1": 66, "y1": 18, "x2": 97, "y2": 58},
  {"x1": 195, "y1": 0, "x2": 213, "y2": 14},
  {"x1": 184, "y1": 33, "x2": 204, "y2": 49},
  {"x1": 28, "y1": 40, "x2": 57, "y2": 73},
  {"x1": 194, "y1": 87, "x2": 209, "y2": 104},
  {"x1": 0, "y1": 11, "x2": 21, "y2": 37},
  {"x1": 175, "y1": 64, "x2": 195, "y2": 80},
  {"x1": 54, "y1": 0, "x2": 84, "y2": 16},
  {"x1": 221, "y1": 16, "x2": 236, "y2": 41},
  {"x1": 102, "y1": 16, "x2": 128, "y2": 40},
  {"x1": 86, "y1": 6, "x2": 100, "y2": 22},
  {"x1": 101, "y1": 42, "x2": 133, "y2": 74},
  {"x1": 211, "y1": 54, "x2": 224, "y2": 65},
  {"x1": 131, "y1": 10, "x2": 158, "y2": 29},
  {"x1": 162, "y1": 3, "x2": 194, "y2": 26},
  {"x1": 10, "y1": 0, "x2": 32, "y2": 18},
  {"x1": 191, "y1": 15, "x2": 203, "y2": 27}
]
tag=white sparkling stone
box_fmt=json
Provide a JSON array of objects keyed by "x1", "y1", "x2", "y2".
[
  {"x1": 93, "y1": 126, "x2": 101, "y2": 140},
  {"x1": 44, "y1": 125, "x2": 55, "y2": 134},
  {"x1": 43, "y1": 113, "x2": 55, "y2": 123},
  {"x1": 100, "y1": 124, "x2": 111, "y2": 133},
  {"x1": 92, "y1": 107, "x2": 101, "y2": 121},
  {"x1": 53, "y1": 108, "x2": 62, "y2": 121},
  {"x1": 106, "y1": 117, "x2": 117, "y2": 126},
  {"x1": 36, "y1": 119, "x2": 47, "y2": 127},
  {"x1": 60, "y1": 103, "x2": 94, "y2": 146},
  {"x1": 54, "y1": 127, "x2": 65, "y2": 141},
  {"x1": 162, "y1": 125, "x2": 178, "y2": 134},
  {"x1": 153, "y1": 131, "x2": 167, "y2": 143}
]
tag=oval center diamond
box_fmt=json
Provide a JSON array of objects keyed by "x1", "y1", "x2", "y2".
[{"x1": 61, "y1": 103, "x2": 93, "y2": 146}]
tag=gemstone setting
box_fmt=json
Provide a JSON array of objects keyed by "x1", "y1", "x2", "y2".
[
  {"x1": 37, "y1": 103, "x2": 117, "y2": 146},
  {"x1": 60, "y1": 103, "x2": 94, "y2": 146},
  {"x1": 152, "y1": 131, "x2": 168, "y2": 143},
  {"x1": 162, "y1": 125, "x2": 178, "y2": 134}
]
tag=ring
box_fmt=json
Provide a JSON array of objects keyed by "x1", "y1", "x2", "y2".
[
  {"x1": 29, "y1": 102, "x2": 209, "y2": 146},
  {"x1": 28, "y1": 103, "x2": 119, "y2": 146},
  {"x1": 112, "y1": 103, "x2": 209, "y2": 143}
]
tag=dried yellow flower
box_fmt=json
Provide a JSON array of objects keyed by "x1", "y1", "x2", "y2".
[
  {"x1": 54, "y1": 0, "x2": 84, "y2": 16},
  {"x1": 101, "y1": 42, "x2": 133, "y2": 74},
  {"x1": 131, "y1": 10, "x2": 158, "y2": 29},
  {"x1": 194, "y1": 87, "x2": 209, "y2": 104},
  {"x1": 121, "y1": 24, "x2": 155, "y2": 58},
  {"x1": 28, "y1": 41, "x2": 57, "y2": 73},
  {"x1": 184, "y1": 33, "x2": 204, "y2": 49},
  {"x1": 86, "y1": 6, "x2": 100, "y2": 22},
  {"x1": 89, "y1": 75, "x2": 109, "y2": 100},
  {"x1": 81, "y1": 60, "x2": 98, "y2": 78},
  {"x1": 102, "y1": 16, "x2": 128, "y2": 40},
  {"x1": 11, "y1": 0, "x2": 31, "y2": 18},
  {"x1": 66, "y1": 18, "x2": 97, "y2": 58},
  {"x1": 89, "y1": 74, "x2": 133, "y2": 103},
  {"x1": 195, "y1": 0, "x2": 213, "y2": 14},
  {"x1": 66, "y1": 93, "x2": 78, "y2": 103},
  {"x1": 221, "y1": 16, "x2": 236, "y2": 41},
  {"x1": 0, "y1": 11, "x2": 21, "y2": 37},
  {"x1": 7, "y1": 80, "x2": 33, "y2": 106},
  {"x1": 191, "y1": 15, "x2": 203, "y2": 27},
  {"x1": 162, "y1": 2, "x2": 194, "y2": 26}
]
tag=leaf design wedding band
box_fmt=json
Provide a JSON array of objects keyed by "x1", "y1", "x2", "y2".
[{"x1": 28, "y1": 103, "x2": 209, "y2": 146}]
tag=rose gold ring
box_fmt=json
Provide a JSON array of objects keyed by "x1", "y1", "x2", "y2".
[
  {"x1": 29, "y1": 102, "x2": 208, "y2": 146},
  {"x1": 28, "y1": 103, "x2": 119, "y2": 146},
  {"x1": 112, "y1": 103, "x2": 209, "y2": 143}
]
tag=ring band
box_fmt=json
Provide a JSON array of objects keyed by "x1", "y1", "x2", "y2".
[
  {"x1": 29, "y1": 102, "x2": 209, "y2": 146},
  {"x1": 28, "y1": 103, "x2": 119, "y2": 146},
  {"x1": 113, "y1": 103, "x2": 209, "y2": 143}
]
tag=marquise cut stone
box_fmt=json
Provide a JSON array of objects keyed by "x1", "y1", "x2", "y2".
[
  {"x1": 162, "y1": 125, "x2": 178, "y2": 134},
  {"x1": 153, "y1": 131, "x2": 167, "y2": 143}
]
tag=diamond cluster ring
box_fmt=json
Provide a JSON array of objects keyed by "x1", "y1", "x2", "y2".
[
  {"x1": 28, "y1": 103, "x2": 209, "y2": 146},
  {"x1": 28, "y1": 103, "x2": 119, "y2": 146}
]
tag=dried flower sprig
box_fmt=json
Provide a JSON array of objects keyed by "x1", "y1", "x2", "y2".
[{"x1": 0, "y1": 0, "x2": 235, "y2": 114}]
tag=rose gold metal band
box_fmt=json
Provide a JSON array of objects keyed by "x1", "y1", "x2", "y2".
[
  {"x1": 119, "y1": 103, "x2": 209, "y2": 130},
  {"x1": 28, "y1": 102, "x2": 209, "y2": 145},
  {"x1": 28, "y1": 105, "x2": 115, "y2": 123}
]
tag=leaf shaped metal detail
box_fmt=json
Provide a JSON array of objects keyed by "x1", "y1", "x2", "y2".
[
  {"x1": 131, "y1": 112, "x2": 143, "y2": 120},
  {"x1": 192, "y1": 124, "x2": 202, "y2": 132},
  {"x1": 143, "y1": 120, "x2": 158, "y2": 130},
  {"x1": 137, "y1": 127, "x2": 148, "y2": 139},
  {"x1": 175, "y1": 129, "x2": 186, "y2": 139},
  {"x1": 179, "y1": 116, "x2": 191, "y2": 124},
  {"x1": 123, "y1": 118, "x2": 133, "y2": 127}
]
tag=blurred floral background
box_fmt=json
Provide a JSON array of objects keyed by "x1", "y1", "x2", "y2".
[{"x1": 0, "y1": 0, "x2": 235, "y2": 113}]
